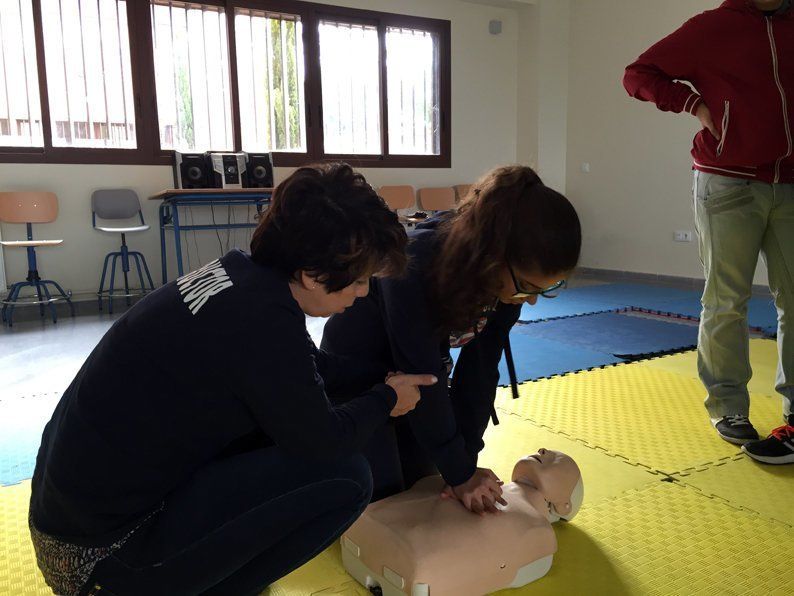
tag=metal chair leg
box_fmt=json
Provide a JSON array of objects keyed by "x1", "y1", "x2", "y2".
[
  {"x1": 34, "y1": 279, "x2": 46, "y2": 317},
  {"x1": 130, "y1": 253, "x2": 146, "y2": 296},
  {"x1": 97, "y1": 252, "x2": 113, "y2": 311},
  {"x1": 4, "y1": 281, "x2": 29, "y2": 327},
  {"x1": 43, "y1": 279, "x2": 74, "y2": 318},
  {"x1": 39, "y1": 282, "x2": 58, "y2": 323},
  {"x1": 0, "y1": 281, "x2": 22, "y2": 323},
  {"x1": 134, "y1": 252, "x2": 155, "y2": 291},
  {"x1": 121, "y1": 238, "x2": 131, "y2": 307},
  {"x1": 108, "y1": 254, "x2": 119, "y2": 314},
  {"x1": 2, "y1": 281, "x2": 24, "y2": 323}
]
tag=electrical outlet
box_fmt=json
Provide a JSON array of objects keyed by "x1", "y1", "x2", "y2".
[{"x1": 674, "y1": 230, "x2": 694, "y2": 242}]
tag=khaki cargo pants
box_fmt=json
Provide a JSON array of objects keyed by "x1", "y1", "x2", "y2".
[{"x1": 693, "y1": 171, "x2": 794, "y2": 424}]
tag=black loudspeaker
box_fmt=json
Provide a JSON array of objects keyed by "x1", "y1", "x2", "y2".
[
  {"x1": 173, "y1": 152, "x2": 212, "y2": 189},
  {"x1": 244, "y1": 153, "x2": 274, "y2": 188}
]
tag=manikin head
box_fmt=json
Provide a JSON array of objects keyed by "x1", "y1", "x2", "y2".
[{"x1": 511, "y1": 449, "x2": 584, "y2": 522}]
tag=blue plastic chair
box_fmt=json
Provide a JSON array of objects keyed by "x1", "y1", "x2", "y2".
[{"x1": 92, "y1": 189, "x2": 155, "y2": 313}]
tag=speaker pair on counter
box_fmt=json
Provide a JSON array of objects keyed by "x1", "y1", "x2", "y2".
[{"x1": 173, "y1": 152, "x2": 274, "y2": 189}]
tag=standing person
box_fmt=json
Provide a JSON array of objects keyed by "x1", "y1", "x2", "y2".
[
  {"x1": 321, "y1": 165, "x2": 582, "y2": 511},
  {"x1": 623, "y1": 0, "x2": 794, "y2": 463},
  {"x1": 28, "y1": 163, "x2": 438, "y2": 596}
]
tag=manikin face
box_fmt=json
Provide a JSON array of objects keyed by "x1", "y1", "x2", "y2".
[
  {"x1": 511, "y1": 449, "x2": 582, "y2": 519},
  {"x1": 293, "y1": 273, "x2": 370, "y2": 317}
]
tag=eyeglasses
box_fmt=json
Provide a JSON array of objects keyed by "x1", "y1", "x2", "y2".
[{"x1": 508, "y1": 263, "x2": 567, "y2": 299}]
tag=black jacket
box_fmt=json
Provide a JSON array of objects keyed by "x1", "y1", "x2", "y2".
[
  {"x1": 322, "y1": 218, "x2": 521, "y2": 486},
  {"x1": 30, "y1": 250, "x2": 396, "y2": 546}
]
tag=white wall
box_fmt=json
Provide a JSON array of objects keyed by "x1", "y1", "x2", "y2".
[
  {"x1": 0, "y1": 0, "x2": 519, "y2": 296},
  {"x1": 4, "y1": 0, "x2": 765, "y2": 298},
  {"x1": 564, "y1": 0, "x2": 768, "y2": 284}
]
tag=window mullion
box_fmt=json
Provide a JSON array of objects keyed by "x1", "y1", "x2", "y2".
[
  {"x1": 30, "y1": 0, "x2": 53, "y2": 152},
  {"x1": 303, "y1": 9, "x2": 322, "y2": 162},
  {"x1": 128, "y1": 0, "x2": 159, "y2": 161},
  {"x1": 224, "y1": 1, "x2": 242, "y2": 151}
]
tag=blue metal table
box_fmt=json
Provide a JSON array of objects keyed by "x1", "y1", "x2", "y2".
[{"x1": 149, "y1": 188, "x2": 273, "y2": 283}]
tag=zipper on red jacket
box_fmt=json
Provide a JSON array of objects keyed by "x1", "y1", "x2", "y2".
[
  {"x1": 766, "y1": 17, "x2": 792, "y2": 183},
  {"x1": 717, "y1": 100, "x2": 729, "y2": 157}
]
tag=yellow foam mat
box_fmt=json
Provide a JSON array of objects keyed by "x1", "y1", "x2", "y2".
[
  {"x1": 478, "y1": 412, "x2": 658, "y2": 504},
  {"x1": 639, "y1": 338, "x2": 781, "y2": 400},
  {"x1": 674, "y1": 457, "x2": 794, "y2": 529},
  {"x1": 495, "y1": 364, "x2": 782, "y2": 475},
  {"x1": 268, "y1": 542, "x2": 369, "y2": 595},
  {"x1": 491, "y1": 482, "x2": 790, "y2": 596},
  {"x1": 3, "y1": 466, "x2": 791, "y2": 595},
  {"x1": 0, "y1": 482, "x2": 49, "y2": 595}
]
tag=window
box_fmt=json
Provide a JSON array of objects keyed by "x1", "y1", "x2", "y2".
[
  {"x1": 318, "y1": 20, "x2": 380, "y2": 155},
  {"x1": 0, "y1": 0, "x2": 43, "y2": 147},
  {"x1": 40, "y1": 0, "x2": 136, "y2": 149},
  {"x1": 386, "y1": 26, "x2": 440, "y2": 156},
  {"x1": 0, "y1": 0, "x2": 450, "y2": 167},
  {"x1": 151, "y1": 1, "x2": 232, "y2": 152},
  {"x1": 235, "y1": 8, "x2": 305, "y2": 153}
]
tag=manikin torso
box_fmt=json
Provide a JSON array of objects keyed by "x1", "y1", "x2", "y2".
[{"x1": 342, "y1": 451, "x2": 583, "y2": 596}]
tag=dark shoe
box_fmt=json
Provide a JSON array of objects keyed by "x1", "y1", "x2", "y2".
[
  {"x1": 712, "y1": 415, "x2": 759, "y2": 445},
  {"x1": 742, "y1": 425, "x2": 794, "y2": 464}
]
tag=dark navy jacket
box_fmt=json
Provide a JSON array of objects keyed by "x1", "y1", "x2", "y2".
[
  {"x1": 322, "y1": 218, "x2": 521, "y2": 487},
  {"x1": 30, "y1": 250, "x2": 396, "y2": 546}
]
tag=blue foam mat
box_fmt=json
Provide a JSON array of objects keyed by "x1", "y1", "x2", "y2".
[
  {"x1": 519, "y1": 283, "x2": 701, "y2": 323},
  {"x1": 514, "y1": 312, "x2": 699, "y2": 358},
  {"x1": 518, "y1": 294, "x2": 622, "y2": 323},
  {"x1": 556, "y1": 283, "x2": 698, "y2": 307},
  {"x1": 451, "y1": 333, "x2": 622, "y2": 386},
  {"x1": 0, "y1": 394, "x2": 59, "y2": 486},
  {"x1": 642, "y1": 295, "x2": 778, "y2": 332}
]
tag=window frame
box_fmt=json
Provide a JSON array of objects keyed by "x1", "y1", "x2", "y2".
[{"x1": 0, "y1": 0, "x2": 451, "y2": 168}]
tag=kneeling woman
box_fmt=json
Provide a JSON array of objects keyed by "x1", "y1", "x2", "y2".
[
  {"x1": 29, "y1": 163, "x2": 436, "y2": 596},
  {"x1": 322, "y1": 165, "x2": 581, "y2": 513}
]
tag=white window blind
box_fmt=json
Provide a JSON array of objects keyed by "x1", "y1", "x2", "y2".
[
  {"x1": 151, "y1": 0, "x2": 232, "y2": 152},
  {"x1": 318, "y1": 20, "x2": 380, "y2": 155},
  {"x1": 0, "y1": 0, "x2": 43, "y2": 147},
  {"x1": 41, "y1": 0, "x2": 136, "y2": 148},
  {"x1": 235, "y1": 8, "x2": 305, "y2": 153},
  {"x1": 386, "y1": 26, "x2": 440, "y2": 155}
]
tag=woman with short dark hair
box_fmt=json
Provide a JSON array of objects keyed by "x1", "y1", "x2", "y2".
[
  {"x1": 322, "y1": 165, "x2": 582, "y2": 513},
  {"x1": 29, "y1": 163, "x2": 436, "y2": 595}
]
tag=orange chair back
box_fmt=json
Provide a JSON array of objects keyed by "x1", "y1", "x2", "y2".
[
  {"x1": 453, "y1": 184, "x2": 473, "y2": 203},
  {"x1": 0, "y1": 192, "x2": 58, "y2": 224},
  {"x1": 417, "y1": 187, "x2": 456, "y2": 211},
  {"x1": 378, "y1": 185, "x2": 415, "y2": 211}
]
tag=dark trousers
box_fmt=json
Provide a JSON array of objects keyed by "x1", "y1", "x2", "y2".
[
  {"x1": 363, "y1": 417, "x2": 438, "y2": 501},
  {"x1": 83, "y1": 447, "x2": 372, "y2": 596}
]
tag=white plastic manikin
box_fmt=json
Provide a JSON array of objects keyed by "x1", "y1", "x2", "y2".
[{"x1": 341, "y1": 450, "x2": 584, "y2": 596}]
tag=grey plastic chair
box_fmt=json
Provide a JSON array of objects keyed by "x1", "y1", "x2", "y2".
[{"x1": 92, "y1": 189, "x2": 154, "y2": 313}]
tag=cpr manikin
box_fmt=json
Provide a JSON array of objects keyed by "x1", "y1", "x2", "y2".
[{"x1": 341, "y1": 449, "x2": 584, "y2": 596}]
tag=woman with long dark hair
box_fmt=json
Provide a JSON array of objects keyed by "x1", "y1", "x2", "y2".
[
  {"x1": 322, "y1": 165, "x2": 582, "y2": 513},
  {"x1": 29, "y1": 163, "x2": 437, "y2": 595}
]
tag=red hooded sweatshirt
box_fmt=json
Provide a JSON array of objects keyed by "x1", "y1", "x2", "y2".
[{"x1": 623, "y1": 0, "x2": 794, "y2": 183}]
